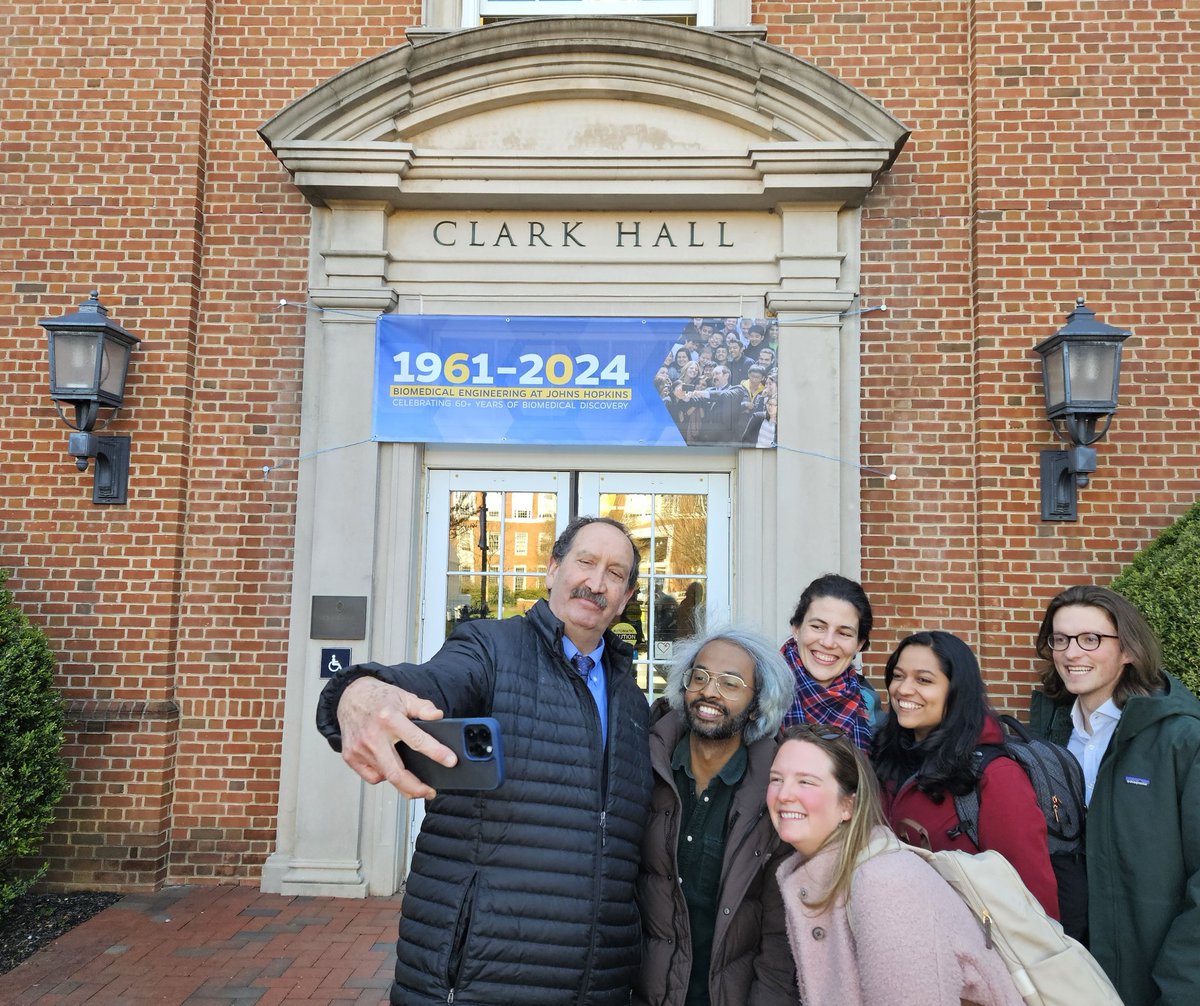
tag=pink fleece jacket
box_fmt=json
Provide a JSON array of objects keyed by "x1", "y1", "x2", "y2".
[{"x1": 775, "y1": 827, "x2": 1024, "y2": 1006}]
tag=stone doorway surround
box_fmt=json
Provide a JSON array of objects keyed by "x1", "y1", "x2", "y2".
[{"x1": 258, "y1": 18, "x2": 908, "y2": 896}]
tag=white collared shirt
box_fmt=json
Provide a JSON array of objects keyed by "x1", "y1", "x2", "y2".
[{"x1": 1068, "y1": 697, "x2": 1122, "y2": 806}]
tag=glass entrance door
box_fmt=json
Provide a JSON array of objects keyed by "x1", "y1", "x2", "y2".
[
  {"x1": 421, "y1": 470, "x2": 569, "y2": 660},
  {"x1": 422, "y1": 470, "x2": 730, "y2": 698},
  {"x1": 411, "y1": 468, "x2": 730, "y2": 872},
  {"x1": 577, "y1": 472, "x2": 730, "y2": 700}
]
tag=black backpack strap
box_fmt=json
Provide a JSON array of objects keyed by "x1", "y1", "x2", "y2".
[
  {"x1": 948, "y1": 744, "x2": 1007, "y2": 849},
  {"x1": 999, "y1": 713, "x2": 1035, "y2": 743}
]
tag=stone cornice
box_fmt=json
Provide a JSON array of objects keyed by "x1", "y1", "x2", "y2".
[{"x1": 260, "y1": 18, "x2": 909, "y2": 212}]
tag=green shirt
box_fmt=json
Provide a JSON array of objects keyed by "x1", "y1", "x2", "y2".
[{"x1": 671, "y1": 734, "x2": 748, "y2": 1006}]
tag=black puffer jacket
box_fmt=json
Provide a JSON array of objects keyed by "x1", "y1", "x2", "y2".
[{"x1": 317, "y1": 599, "x2": 652, "y2": 1006}]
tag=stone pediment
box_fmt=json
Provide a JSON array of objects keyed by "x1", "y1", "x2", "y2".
[{"x1": 260, "y1": 18, "x2": 909, "y2": 210}]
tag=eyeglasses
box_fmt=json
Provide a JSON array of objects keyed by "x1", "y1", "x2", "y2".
[
  {"x1": 684, "y1": 667, "x2": 749, "y2": 699},
  {"x1": 1047, "y1": 632, "x2": 1120, "y2": 652}
]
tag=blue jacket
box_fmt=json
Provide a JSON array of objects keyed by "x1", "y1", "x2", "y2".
[
  {"x1": 318, "y1": 599, "x2": 653, "y2": 1006},
  {"x1": 1030, "y1": 675, "x2": 1200, "y2": 1006}
]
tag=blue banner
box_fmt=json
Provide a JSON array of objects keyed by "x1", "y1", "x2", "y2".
[{"x1": 372, "y1": 315, "x2": 778, "y2": 448}]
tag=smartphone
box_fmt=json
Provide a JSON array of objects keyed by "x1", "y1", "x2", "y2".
[{"x1": 397, "y1": 717, "x2": 505, "y2": 792}]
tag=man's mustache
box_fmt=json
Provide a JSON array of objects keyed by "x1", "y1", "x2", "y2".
[{"x1": 570, "y1": 586, "x2": 609, "y2": 609}]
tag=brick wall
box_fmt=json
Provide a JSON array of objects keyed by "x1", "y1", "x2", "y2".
[
  {"x1": 0, "y1": 2, "x2": 415, "y2": 889},
  {"x1": 2, "y1": 2, "x2": 1197, "y2": 888},
  {"x1": 768, "y1": 0, "x2": 1200, "y2": 703}
]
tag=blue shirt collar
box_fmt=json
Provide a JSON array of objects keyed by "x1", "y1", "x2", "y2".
[{"x1": 562, "y1": 636, "x2": 605, "y2": 668}]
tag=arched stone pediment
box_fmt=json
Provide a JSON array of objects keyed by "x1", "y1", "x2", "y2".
[{"x1": 260, "y1": 18, "x2": 909, "y2": 210}]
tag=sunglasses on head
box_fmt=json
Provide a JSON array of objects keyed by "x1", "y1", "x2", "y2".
[{"x1": 785, "y1": 722, "x2": 848, "y2": 743}]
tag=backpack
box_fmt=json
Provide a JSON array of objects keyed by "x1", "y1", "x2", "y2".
[
  {"x1": 951, "y1": 714, "x2": 1089, "y2": 943},
  {"x1": 904, "y1": 842, "x2": 1121, "y2": 1006}
]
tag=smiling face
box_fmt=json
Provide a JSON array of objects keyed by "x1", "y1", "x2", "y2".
[
  {"x1": 545, "y1": 522, "x2": 636, "y2": 650},
  {"x1": 792, "y1": 596, "x2": 864, "y2": 685},
  {"x1": 887, "y1": 644, "x2": 951, "y2": 741},
  {"x1": 1051, "y1": 604, "x2": 1130, "y2": 717},
  {"x1": 683, "y1": 639, "x2": 757, "y2": 741},
  {"x1": 767, "y1": 740, "x2": 854, "y2": 858}
]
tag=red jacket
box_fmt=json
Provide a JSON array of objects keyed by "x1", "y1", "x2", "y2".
[{"x1": 881, "y1": 717, "x2": 1060, "y2": 920}]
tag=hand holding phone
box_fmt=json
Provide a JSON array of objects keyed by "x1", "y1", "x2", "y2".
[{"x1": 396, "y1": 717, "x2": 505, "y2": 793}]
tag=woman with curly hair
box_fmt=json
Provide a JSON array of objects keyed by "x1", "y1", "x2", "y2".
[{"x1": 780, "y1": 574, "x2": 881, "y2": 751}]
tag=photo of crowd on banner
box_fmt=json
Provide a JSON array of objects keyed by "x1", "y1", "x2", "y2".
[{"x1": 655, "y1": 317, "x2": 780, "y2": 447}]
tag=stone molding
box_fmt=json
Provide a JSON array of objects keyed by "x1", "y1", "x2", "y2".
[{"x1": 260, "y1": 18, "x2": 909, "y2": 211}]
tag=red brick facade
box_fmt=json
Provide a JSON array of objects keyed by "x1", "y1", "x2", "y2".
[{"x1": 2, "y1": 2, "x2": 1197, "y2": 889}]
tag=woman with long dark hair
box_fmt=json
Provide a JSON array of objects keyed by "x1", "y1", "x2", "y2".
[{"x1": 871, "y1": 630, "x2": 1059, "y2": 918}]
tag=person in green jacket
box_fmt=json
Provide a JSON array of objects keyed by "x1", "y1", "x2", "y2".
[{"x1": 1028, "y1": 585, "x2": 1200, "y2": 1006}]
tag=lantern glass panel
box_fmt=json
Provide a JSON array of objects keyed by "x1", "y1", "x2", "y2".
[
  {"x1": 99, "y1": 337, "x2": 131, "y2": 400},
  {"x1": 52, "y1": 332, "x2": 101, "y2": 392},
  {"x1": 1068, "y1": 343, "x2": 1117, "y2": 405},
  {"x1": 1042, "y1": 344, "x2": 1065, "y2": 411}
]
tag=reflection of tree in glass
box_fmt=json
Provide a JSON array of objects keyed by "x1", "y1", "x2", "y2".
[
  {"x1": 446, "y1": 492, "x2": 556, "y2": 624},
  {"x1": 661, "y1": 497, "x2": 707, "y2": 579},
  {"x1": 447, "y1": 491, "x2": 487, "y2": 573}
]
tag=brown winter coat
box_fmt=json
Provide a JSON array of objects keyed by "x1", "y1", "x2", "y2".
[{"x1": 633, "y1": 705, "x2": 796, "y2": 1006}]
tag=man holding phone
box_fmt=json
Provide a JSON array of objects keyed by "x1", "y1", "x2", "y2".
[{"x1": 316, "y1": 516, "x2": 652, "y2": 1006}]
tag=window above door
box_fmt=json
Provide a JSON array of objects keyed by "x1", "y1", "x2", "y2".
[{"x1": 463, "y1": 0, "x2": 715, "y2": 28}]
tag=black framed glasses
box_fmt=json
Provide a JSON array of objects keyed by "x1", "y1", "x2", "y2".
[
  {"x1": 684, "y1": 667, "x2": 749, "y2": 699},
  {"x1": 1048, "y1": 632, "x2": 1120, "y2": 652}
]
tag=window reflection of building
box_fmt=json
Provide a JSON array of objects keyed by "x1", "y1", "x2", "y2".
[{"x1": 445, "y1": 488, "x2": 557, "y2": 631}]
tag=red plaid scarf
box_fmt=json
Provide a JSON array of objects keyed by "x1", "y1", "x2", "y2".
[{"x1": 780, "y1": 636, "x2": 872, "y2": 751}]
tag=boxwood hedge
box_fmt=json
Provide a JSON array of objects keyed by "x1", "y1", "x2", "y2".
[
  {"x1": 1113, "y1": 500, "x2": 1200, "y2": 700},
  {"x1": 0, "y1": 569, "x2": 68, "y2": 920}
]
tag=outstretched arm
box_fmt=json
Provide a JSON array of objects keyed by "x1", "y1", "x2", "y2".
[
  {"x1": 315, "y1": 626, "x2": 497, "y2": 797},
  {"x1": 333, "y1": 676, "x2": 455, "y2": 798}
]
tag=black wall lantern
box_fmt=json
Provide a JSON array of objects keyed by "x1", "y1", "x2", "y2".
[
  {"x1": 40, "y1": 292, "x2": 141, "y2": 505},
  {"x1": 1033, "y1": 297, "x2": 1130, "y2": 521}
]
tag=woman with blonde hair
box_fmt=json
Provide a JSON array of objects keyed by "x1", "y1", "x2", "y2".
[{"x1": 766, "y1": 724, "x2": 1023, "y2": 1006}]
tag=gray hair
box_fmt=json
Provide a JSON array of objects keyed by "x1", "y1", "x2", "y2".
[{"x1": 666, "y1": 626, "x2": 794, "y2": 744}]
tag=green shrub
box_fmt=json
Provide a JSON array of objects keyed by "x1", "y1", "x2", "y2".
[
  {"x1": 1112, "y1": 500, "x2": 1200, "y2": 700},
  {"x1": 0, "y1": 569, "x2": 68, "y2": 920}
]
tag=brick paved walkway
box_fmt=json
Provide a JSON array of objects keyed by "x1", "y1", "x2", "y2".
[{"x1": 1, "y1": 885, "x2": 403, "y2": 1006}]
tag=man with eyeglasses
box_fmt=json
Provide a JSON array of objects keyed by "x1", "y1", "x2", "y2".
[
  {"x1": 634, "y1": 628, "x2": 797, "y2": 1006},
  {"x1": 1028, "y1": 585, "x2": 1200, "y2": 1006}
]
